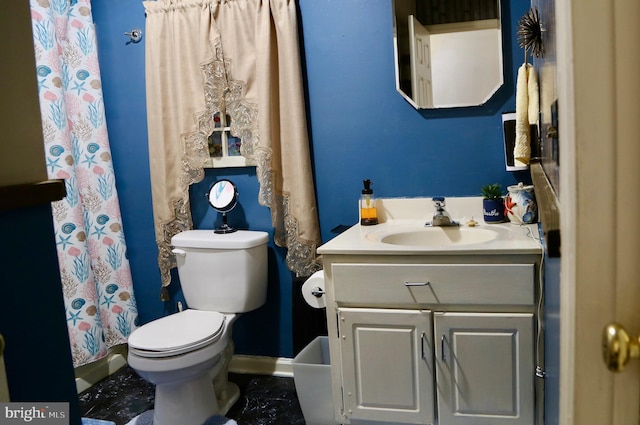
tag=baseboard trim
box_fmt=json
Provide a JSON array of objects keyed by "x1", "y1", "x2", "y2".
[
  {"x1": 74, "y1": 345, "x2": 128, "y2": 394},
  {"x1": 229, "y1": 355, "x2": 294, "y2": 377},
  {"x1": 75, "y1": 349, "x2": 294, "y2": 394}
]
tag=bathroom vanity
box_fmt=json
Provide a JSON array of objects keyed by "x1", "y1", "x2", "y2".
[{"x1": 317, "y1": 197, "x2": 543, "y2": 425}]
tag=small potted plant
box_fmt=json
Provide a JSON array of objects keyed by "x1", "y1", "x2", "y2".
[{"x1": 481, "y1": 183, "x2": 506, "y2": 223}]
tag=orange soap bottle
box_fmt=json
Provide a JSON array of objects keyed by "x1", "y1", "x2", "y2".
[{"x1": 360, "y1": 179, "x2": 378, "y2": 226}]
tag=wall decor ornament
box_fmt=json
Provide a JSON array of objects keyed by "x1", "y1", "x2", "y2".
[{"x1": 517, "y1": 7, "x2": 544, "y2": 58}]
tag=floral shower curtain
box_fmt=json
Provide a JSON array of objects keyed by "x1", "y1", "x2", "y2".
[
  {"x1": 30, "y1": 0, "x2": 138, "y2": 367},
  {"x1": 144, "y1": 0, "x2": 322, "y2": 298}
]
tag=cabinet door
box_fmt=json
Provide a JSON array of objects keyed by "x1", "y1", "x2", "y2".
[
  {"x1": 338, "y1": 308, "x2": 434, "y2": 424},
  {"x1": 434, "y1": 312, "x2": 534, "y2": 425}
]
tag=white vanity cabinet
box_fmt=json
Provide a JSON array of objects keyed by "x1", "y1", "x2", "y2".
[
  {"x1": 322, "y1": 256, "x2": 541, "y2": 425},
  {"x1": 338, "y1": 307, "x2": 435, "y2": 424},
  {"x1": 434, "y1": 312, "x2": 534, "y2": 425}
]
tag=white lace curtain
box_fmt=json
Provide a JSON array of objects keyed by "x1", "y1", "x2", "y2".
[{"x1": 143, "y1": 0, "x2": 322, "y2": 299}]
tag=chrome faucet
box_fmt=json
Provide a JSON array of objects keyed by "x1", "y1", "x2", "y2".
[{"x1": 427, "y1": 197, "x2": 459, "y2": 227}]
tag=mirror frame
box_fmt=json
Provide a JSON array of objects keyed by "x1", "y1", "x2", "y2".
[
  {"x1": 206, "y1": 179, "x2": 238, "y2": 233},
  {"x1": 392, "y1": 0, "x2": 504, "y2": 109},
  {"x1": 207, "y1": 179, "x2": 238, "y2": 212}
]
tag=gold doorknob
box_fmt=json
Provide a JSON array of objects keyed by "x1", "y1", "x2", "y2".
[{"x1": 603, "y1": 322, "x2": 640, "y2": 372}]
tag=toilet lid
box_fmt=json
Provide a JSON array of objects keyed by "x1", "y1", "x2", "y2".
[{"x1": 128, "y1": 310, "x2": 225, "y2": 358}]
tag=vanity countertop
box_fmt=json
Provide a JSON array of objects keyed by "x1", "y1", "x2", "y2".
[{"x1": 317, "y1": 197, "x2": 543, "y2": 256}]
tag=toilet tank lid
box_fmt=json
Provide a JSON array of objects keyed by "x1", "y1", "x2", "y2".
[{"x1": 171, "y1": 229, "x2": 269, "y2": 249}]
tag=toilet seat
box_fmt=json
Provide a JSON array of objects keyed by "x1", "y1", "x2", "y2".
[{"x1": 128, "y1": 309, "x2": 225, "y2": 358}]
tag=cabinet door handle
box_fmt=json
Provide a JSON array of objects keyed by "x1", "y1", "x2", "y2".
[
  {"x1": 441, "y1": 335, "x2": 446, "y2": 362},
  {"x1": 421, "y1": 332, "x2": 427, "y2": 360},
  {"x1": 405, "y1": 281, "x2": 430, "y2": 286}
]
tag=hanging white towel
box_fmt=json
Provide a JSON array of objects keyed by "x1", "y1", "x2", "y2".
[
  {"x1": 514, "y1": 63, "x2": 539, "y2": 166},
  {"x1": 527, "y1": 65, "x2": 539, "y2": 124}
]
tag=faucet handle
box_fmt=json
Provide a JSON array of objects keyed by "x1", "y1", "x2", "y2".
[{"x1": 432, "y1": 196, "x2": 446, "y2": 209}]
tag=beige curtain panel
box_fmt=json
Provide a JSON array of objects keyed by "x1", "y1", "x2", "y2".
[{"x1": 144, "y1": 0, "x2": 322, "y2": 299}]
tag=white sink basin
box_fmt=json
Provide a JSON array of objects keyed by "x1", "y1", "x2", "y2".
[
  {"x1": 317, "y1": 197, "x2": 542, "y2": 255},
  {"x1": 366, "y1": 225, "x2": 501, "y2": 247},
  {"x1": 381, "y1": 227, "x2": 498, "y2": 246},
  {"x1": 318, "y1": 197, "x2": 542, "y2": 255}
]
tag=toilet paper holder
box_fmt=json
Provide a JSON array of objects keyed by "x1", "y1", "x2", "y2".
[
  {"x1": 310, "y1": 287, "x2": 325, "y2": 298},
  {"x1": 302, "y1": 270, "x2": 326, "y2": 309}
]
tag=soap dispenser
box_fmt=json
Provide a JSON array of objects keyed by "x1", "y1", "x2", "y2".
[{"x1": 360, "y1": 179, "x2": 378, "y2": 226}]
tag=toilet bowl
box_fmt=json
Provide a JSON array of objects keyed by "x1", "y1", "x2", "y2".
[
  {"x1": 127, "y1": 229, "x2": 269, "y2": 425},
  {"x1": 128, "y1": 309, "x2": 239, "y2": 425}
]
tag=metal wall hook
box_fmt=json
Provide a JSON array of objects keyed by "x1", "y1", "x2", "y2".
[{"x1": 125, "y1": 28, "x2": 143, "y2": 44}]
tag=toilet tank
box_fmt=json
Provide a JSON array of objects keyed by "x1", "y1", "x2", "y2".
[{"x1": 171, "y1": 230, "x2": 269, "y2": 313}]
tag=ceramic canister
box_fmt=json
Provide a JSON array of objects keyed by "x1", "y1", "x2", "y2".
[{"x1": 505, "y1": 183, "x2": 538, "y2": 224}]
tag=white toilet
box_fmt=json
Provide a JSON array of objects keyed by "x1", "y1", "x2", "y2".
[{"x1": 127, "y1": 229, "x2": 269, "y2": 425}]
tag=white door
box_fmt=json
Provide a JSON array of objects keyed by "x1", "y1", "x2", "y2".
[
  {"x1": 558, "y1": 0, "x2": 640, "y2": 424},
  {"x1": 338, "y1": 307, "x2": 434, "y2": 425},
  {"x1": 434, "y1": 312, "x2": 534, "y2": 425},
  {"x1": 408, "y1": 15, "x2": 433, "y2": 109}
]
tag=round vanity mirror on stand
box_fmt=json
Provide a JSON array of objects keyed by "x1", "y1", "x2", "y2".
[{"x1": 206, "y1": 179, "x2": 238, "y2": 234}]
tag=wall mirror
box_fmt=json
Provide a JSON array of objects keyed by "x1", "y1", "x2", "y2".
[{"x1": 393, "y1": 0, "x2": 503, "y2": 109}]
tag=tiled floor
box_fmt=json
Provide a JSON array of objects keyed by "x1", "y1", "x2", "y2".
[{"x1": 78, "y1": 365, "x2": 306, "y2": 425}]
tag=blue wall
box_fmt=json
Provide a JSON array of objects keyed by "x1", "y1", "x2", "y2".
[
  {"x1": 1, "y1": 205, "x2": 81, "y2": 424},
  {"x1": 91, "y1": 0, "x2": 531, "y2": 358}
]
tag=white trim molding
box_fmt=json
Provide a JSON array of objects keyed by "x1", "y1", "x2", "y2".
[
  {"x1": 229, "y1": 355, "x2": 294, "y2": 378},
  {"x1": 75, "y1": 352, "x2": 295, "y2": 394}
]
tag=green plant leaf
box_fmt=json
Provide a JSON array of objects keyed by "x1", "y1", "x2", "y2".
[{"x1": 480, "y1": 183, "x2": 503, "y2": 199}]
